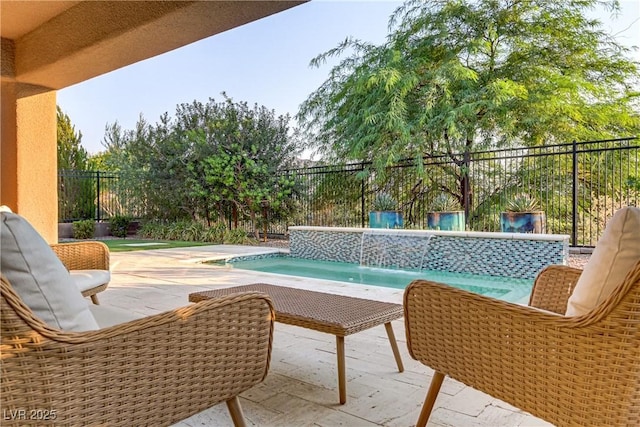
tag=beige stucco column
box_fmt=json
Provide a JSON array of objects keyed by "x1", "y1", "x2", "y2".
[{"x1": 1, "y1": 82, "x2": 58, "y2": 242}]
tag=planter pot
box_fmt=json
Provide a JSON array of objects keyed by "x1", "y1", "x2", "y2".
[
  {"x1": 369, "y1": 211, "x2": 403, "y2": 229},
  {"x1": 426, "y1": 211, "x2": 465, "y2": 231},
  {"x1": 500, "y1": 211, "x2": 546, "y2": 233},
  {"x1": 94, "y1": 222, "x2": 110, "y2": 237},
  {"x1": 126, "y1": 220, "x2": 140, "y2": 236},
  {"x1": 58, "y1": 222, "x2": 110, "y2": 238}
]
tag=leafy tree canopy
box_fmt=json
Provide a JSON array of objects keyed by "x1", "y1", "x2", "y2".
[
  {"x1": 57, "y1": 106, "x2": 89, "y2": 170},
  {"x1": 86, "y1": 152, "x2": 110, "y2": 171},
  {"x1": 101, "y1": 95, "x2": 302, "y2": 229},
  {"x1": 298, "y1": 0, "x2": 640, "y2": 172}
]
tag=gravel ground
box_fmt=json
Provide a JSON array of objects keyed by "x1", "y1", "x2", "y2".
[{"x1": 259, "y1": 238, "x2": 590, "y2": 269}]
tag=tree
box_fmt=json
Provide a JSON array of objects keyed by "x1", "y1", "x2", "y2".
[
  {"x1": 57, "y1": 106, "x2": 89, "y2": 170},
  {"x1": 101, "y1": 96, "x2": 302, "y2": 235},
  {"x1": 298, "y1": 0, "x2": 640, "y2": 210},
  {"x1": 97, "y1": 119, "x2": 156, "y2": 219},
  {"x1": 175, "y1": 96, "x2": 301, "y2": 235},
  {"x1": 57, "y1": 106, "x2": 95, "y2": 220}
]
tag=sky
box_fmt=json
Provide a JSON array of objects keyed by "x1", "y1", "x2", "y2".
[{"x1": 57, "y1": 0, "x2": 640, "y2": 157}]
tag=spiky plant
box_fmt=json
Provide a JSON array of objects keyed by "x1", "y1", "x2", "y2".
[
  {"x1": 505, "y1": 194, "x2": 540, "y2": 212},
  {"x1": 430, "y1": 194, "x2": 460, "y2": 211},
  {"x1": 372, "y1": 193, "x2": 397, "y2": 211}
]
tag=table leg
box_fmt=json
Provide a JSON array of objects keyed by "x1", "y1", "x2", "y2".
[
  {"x1": 336, "y1": 336, "x2": 346, "y2": 404},
  {"x1": 384, "y1": 322, "x2": 404, "y2": 372}
]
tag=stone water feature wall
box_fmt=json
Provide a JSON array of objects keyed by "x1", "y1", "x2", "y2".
[{"x1": 289, "y1": 226, "x2": 569, "y2": 279}]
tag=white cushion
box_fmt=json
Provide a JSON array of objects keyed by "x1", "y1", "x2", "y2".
[
  {"x1": 566, "y1": 206, "x2": 640, "y2": 316},
  {"x1": 89, "y1": 304, "x2": 143, "y2": 328},
  {"x1": 517, "y1": 301, "x2": 563, "y2": 316},
  {"x1": 70, "y1": 270, "x2": 111, "y2": 293},
  {"x1": 0, "y1": 212, "x2": 98, "y2": 331}
]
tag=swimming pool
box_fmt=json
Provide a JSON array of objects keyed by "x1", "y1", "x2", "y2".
[{"x1": 212, "y1": 255, "x2": 534, "y2": 303}]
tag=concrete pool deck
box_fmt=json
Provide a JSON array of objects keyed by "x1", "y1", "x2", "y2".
[{"x1": 104, "y1": 244, "x2": 554, "y2": 427}]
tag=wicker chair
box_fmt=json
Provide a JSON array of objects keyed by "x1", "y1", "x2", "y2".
[
  {"x1": 404, "y1": 261, "x2": 640, "y2": 427},
  {"x1": 0, "y1": 276, "x2": 275, "y2": 427},
  {"x1": 51, "y1": 241, "x2": 110, "y2": 304}
]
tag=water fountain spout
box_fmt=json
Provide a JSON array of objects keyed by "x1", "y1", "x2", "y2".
[
  {"x1": 359, "y1": 230, "x2": 368, "y2": 266},
  {"x1": 419, "y1": 234, "x2": 434, "y2": 270},
  {"x1": 360, "y1": 230, "x2": 389, "y2": 268}
]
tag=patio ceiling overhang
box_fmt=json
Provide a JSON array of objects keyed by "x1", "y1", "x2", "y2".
[
  {"x1": 0, "y1": 1, "x2": 307, "y2": 242},
  {"x1": 1, "y1": 0, "x2": 306, "y2": 90}
]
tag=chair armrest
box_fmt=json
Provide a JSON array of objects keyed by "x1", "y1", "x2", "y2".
[
  {"x1": 1, "y1": 284, "x2": 274, "y2": 426},
  {"x1": 51, "y1": 241, "x2": 110, "y2": 271},
  {"x1": 528, "y1": 265, "x2": 582, "y2": 314}
]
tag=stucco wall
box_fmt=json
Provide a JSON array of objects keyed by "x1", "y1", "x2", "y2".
[{"x1": 1, "y1": 84, "x2": 58, "y2": 242}]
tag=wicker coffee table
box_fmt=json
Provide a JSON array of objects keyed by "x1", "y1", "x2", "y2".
[{"x1": 189, "y1": 283, "x2": 404, "y2": 404}]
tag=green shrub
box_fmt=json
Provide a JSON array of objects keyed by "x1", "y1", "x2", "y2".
[
  {"x1": 181, "y1": 221, "x2": 206, "y2": 241},
  {"x1": 110, "y1": 215, "x2": 132, "y2": 238},
  {"x1": 139, "y1": 221, "x2": 168, "y2": 240},
  {"x1": 72, "y1": 219, "x2": 95, "y2": 239},
  {"x1": 223, "y1": 228, "x2": 255, "y2": 245},
  {"x1": 203, "y1": 223, "x2": 226, "y2": 243},
  {"x1": 138, "y1": 220, "x2": 253, "y2": 244},
  {"x1": 166, "y1": 221, "x2": 189, "y2": 241},
  {"x1": 166, "y1": 221, "x2": 231, "y2": 242},
  {"x1": 137, "y1": 221, "x2": 155, "y2": 238}
]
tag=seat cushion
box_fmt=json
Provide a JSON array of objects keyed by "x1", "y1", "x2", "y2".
[
  {"x1": 70, "y1": 270, "x2": 111, "y2": 293},
  {"x1": 89, "y1": 304, "x2": 144, "y2": 328},
  {"x1": 0, "y1": 212, "x2": 98, "y2": 331},
  {"x1": 566, "y1": 206, "x2": 640, "y2": 316}
]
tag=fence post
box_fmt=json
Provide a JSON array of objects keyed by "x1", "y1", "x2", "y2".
[
  {"x1": 571, "y1": 140, "x2": 578, "y2": 246},
  {"x1": 96, "y1": 170, "x2": 101, "y2": 222},
  {"x1": 361, "y1": 167, "x2": 366, "y2": 228},
  {"x1": 463, "y1": 150, "x2": 471, "y2": 226}
]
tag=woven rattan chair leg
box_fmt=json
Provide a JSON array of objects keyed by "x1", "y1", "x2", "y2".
[
  {"x1": 226, "y1": 396, "x2": 247, "y2": 427},
  {"x1": 90, "y1": 294, "x2": 100, "y2": 305},
  {"x1": 417, "y1": 371, "x2": 445, "y2": 427},
  {"x1": 384, "y1": 322, "x2": 404, "y2": 372},
  {"x1": 336, "y1": 336, "x2": 346, "y2": 404}
]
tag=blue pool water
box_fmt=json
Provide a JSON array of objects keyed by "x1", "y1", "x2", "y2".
[{"x1": 214, "y1": 256, "x2": 534, "y2": 303}]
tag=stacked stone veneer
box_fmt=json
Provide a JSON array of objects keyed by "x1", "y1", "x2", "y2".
[{"x1": 289, "y1": 227, "x2": 569, "y2": 279}]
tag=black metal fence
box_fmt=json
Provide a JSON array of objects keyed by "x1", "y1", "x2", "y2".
[
  {"x1": 283, "y1": 137, "x2": 639, "y2": 247},
  {"x1": 58, "y1": 170, "x2": 147, "y2": 223},
  {"x1": 58, "y1": 137, "x2": 638, "y2": 246}
]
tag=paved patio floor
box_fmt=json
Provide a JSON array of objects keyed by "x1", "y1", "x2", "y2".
[{"x1": 102, "y1": 244, "x2": 554, "y2": 427}]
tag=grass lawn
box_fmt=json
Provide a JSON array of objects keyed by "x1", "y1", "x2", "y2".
[{"x1": 103, "y1": 239, "x2": 213, "y2": 252}]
